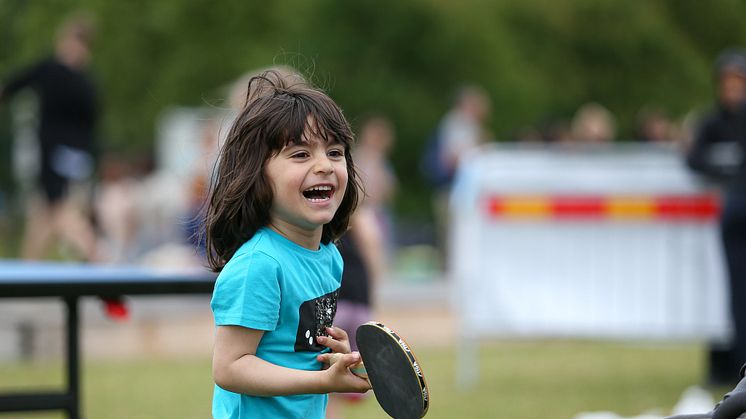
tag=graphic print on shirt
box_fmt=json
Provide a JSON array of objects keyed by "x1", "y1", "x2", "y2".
[{"x1": 294, "y1": 289, "x2": 339, "y2": 352}]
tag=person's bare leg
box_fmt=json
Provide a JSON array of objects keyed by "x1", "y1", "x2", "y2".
[
  {"x1": 53, "y1": 197, "x2": 100, "y2": 262},
  {"x1": 326, "y1": 395, "x2": 343, "y2": 419},
  {"x1": 20, "y1": 196, "x2": 55, "y2": 260}
]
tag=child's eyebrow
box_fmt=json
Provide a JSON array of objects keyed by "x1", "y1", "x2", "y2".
[{"x1": 298, "y1": 130, "x2": 341, "y2": 145}]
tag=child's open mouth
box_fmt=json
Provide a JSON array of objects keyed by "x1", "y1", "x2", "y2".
[{"x1": 302, "y1": 185, "x2": 334, "y2": 202}]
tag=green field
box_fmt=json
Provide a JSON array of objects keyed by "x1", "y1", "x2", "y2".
[{"x1": 0, "y1": 340, "x2": 727, "y2": 418}]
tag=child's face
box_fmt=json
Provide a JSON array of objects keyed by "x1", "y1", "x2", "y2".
[{"x1": 265, "y1": 128, "x2": 349, "y2": 237}]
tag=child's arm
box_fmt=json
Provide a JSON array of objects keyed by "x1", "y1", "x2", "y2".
[{"x1": 212, "y1": 325, "x2": 370, "y2": 396}]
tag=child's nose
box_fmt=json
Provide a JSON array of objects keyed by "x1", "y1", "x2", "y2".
[{"x1": 313, "y1": 155, "x2": 334, "y2": 174}]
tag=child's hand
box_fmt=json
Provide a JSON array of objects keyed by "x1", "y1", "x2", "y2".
[
  {"x1": 320, "y1": 352, "x2": 371, "y2": 393},
  {"x1": 315, "y1": 326, "x2": 351, "y2": 357},
  {"x1": 315, "y1": 327, "x2": 370, "y2": 392}
]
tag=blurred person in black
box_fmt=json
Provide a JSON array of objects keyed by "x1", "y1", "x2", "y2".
[
  {"x1": 0, "y1": 12, "x2": 100, "y2": 261},
  {"x1": 327, "y1": 116, "x2": 397, "y2": 419},
  {"x1": 687, "y1": 48, "x2": 746, "y2": 387},
  {"x1": 326, "y1": 207, "x2": 378, "y2": 419}
]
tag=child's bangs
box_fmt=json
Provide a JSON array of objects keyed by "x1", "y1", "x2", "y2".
[{"x1": 278, "y1": 94, "x2": 352, "y2": 149}]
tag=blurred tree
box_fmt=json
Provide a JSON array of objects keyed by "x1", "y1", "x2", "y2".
[{"x1": 1, "y1": 0, "x2": 745, "y2": 219}]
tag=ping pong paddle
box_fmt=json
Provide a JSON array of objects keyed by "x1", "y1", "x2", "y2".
[{"x1": 331, "y1": 321, "x2": 429, "y2": 418}]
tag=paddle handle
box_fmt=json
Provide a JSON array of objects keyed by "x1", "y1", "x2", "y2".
[{"x1": 329, "y1": 352, "x2": 368, "y2": 379}]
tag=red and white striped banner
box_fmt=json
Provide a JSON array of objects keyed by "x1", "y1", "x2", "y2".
[{"x1": 484, "y1": 194, "x2": 721, "y2": 221}]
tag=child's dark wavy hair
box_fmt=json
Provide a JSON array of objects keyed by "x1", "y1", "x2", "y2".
[{"x1": 204, "y1": 69, "x2": 361, "y2": 272}]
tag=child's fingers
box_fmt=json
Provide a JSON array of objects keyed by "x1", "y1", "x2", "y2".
[
  {"x1": 316, "y1": 333, "x2": 351, "y2": 354},
  {"x1": 318, "y1": 351, "x2": 358, "y2": 365},
  {"x1": 336, "y1": 353, "x2": 370, "y2": 393},
  {"x1": 333, "y1": 352, "x2": 361, "y2": 367},
  {"x1": 320, "y1": 352, "x2": 363, "y2": 368},
  {"x1": 316, "y1": 352, "x2": 334, "y2": 364},
  {"x1": 325, "y1": 326, "x2": 349, "y2": 342},
  {"x1": 322, "y1": 352, "x2": 370, "y2": 393},
  {"x1": 343, "y1": 374, "x2": 372, "y2": 393}
]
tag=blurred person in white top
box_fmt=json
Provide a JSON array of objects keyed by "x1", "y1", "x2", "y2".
[
  {"x1": 431, "y1": 85, "x2": 491, "y2": 269},
  {"x1": 438, "y1": 85, "x2": 492, "y2": 180}
]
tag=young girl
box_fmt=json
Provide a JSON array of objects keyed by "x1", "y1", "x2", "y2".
[{"x1": 205, "y1": 69, "x2": 371, "y2": 418}]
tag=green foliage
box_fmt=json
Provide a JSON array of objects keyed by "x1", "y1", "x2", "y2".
[{"x1": 1, "y1": 0, "x2": 745, "y2": 218}]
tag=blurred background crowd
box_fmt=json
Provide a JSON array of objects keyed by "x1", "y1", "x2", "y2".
[{"x1": 0, "y1": 0, "x2": 743, "y2": 268}]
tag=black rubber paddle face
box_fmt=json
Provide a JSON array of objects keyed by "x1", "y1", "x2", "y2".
[{"x1": 356, "y1": 322, "x2": 429, "y2": 419}]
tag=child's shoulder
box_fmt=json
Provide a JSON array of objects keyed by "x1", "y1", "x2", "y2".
[
  {"x1": 231, "y1": 229, "x2": 281, "y2": 263},
  {"x1": 233, "y1": 228, "x2": 342, "y2": 264},
  {"x1": 219, "y1": 240, "x2": 281, "y2": 283}
]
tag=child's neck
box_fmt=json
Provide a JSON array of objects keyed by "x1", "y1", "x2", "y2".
[{"x1": 268, "y1": 222, "x2": 322, "y2": 250}]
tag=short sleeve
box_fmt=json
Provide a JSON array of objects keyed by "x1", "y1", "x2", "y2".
[{"x1": 210, "y1": 251, "x2": 281, "y2": 331}]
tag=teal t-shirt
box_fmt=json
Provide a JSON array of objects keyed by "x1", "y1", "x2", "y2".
[{"x1": 211, "y1": 227, "x2": 343, "y2": 419}]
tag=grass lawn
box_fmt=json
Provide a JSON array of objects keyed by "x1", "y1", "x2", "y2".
[{"x1": 0, "y1": 340, "x2": 724, "y2": 418}]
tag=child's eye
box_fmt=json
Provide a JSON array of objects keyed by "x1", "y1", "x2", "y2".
[
  {"x1": 291, "y1": 151, "x2": 310, "y2": 159},
  {"x1": 328, "y1": 149, "x2": 345, "y2": 159}
]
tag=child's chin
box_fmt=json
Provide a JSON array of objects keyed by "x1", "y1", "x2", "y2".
[
  {"x1": 304, "y1": 217, "x2": 334, "y2": 230},
  {"x1": 316, "y1": 217, "x2": 335, "y2": 227},
  {"x1": 313, "y1": 211, "x2": 338, "y2": 225}
]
